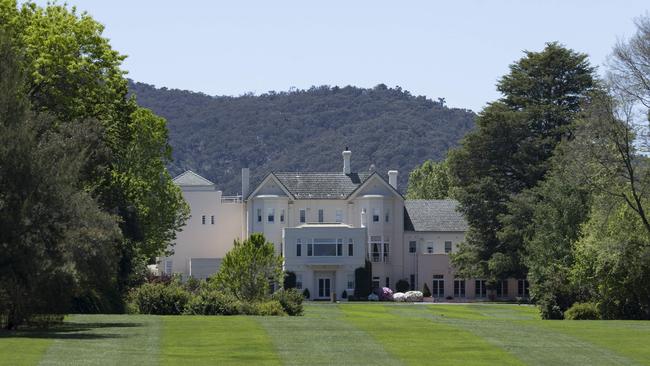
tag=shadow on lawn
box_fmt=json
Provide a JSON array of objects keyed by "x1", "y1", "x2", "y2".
[{"x1": 0, "y1": 321, "x2": 145, "y2": 340}]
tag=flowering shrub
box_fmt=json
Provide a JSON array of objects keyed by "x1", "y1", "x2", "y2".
[
  {"x1": 393, "y1": 292, "x2": 406, "y2": 302},
  {"x1": 368, "y1": 293, "x2": 379, "y2": 301},
  {"x1": 379, "y1": 287, "x2": 393, "y2": 301},
  {"x1": 404, "y1": 291, "x2": 424, "y2": 302}
]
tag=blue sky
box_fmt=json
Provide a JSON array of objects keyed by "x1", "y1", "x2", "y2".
[{"x1": 34, "y1": 1, "x2": 649, "y2": 112}]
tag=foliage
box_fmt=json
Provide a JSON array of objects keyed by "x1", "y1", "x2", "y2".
[
  {"x1": 212, "y1": 233, "x2": 283, "y2": 302},
  {"x1": 354, "y1": 260, "x2": 372, "y2": 298},
  {"x1": 564, "y1": 303, "x2": 601, "y2": 320},
  {"x1": 302, "y1": 288, "x2": 310, "y2": 300},
  {"x1": 395, "y1": 279, "x2": 410, "y2": 293},
  {"x1": 393, "y1": 292, "x2": 406, "y2": 302},
  {"x1": 184, "y1": 290, "x2": 243, "y2": 315},
  {"x1": 128, "y1": 81, "x2": 475, "y2": 195},
  {"x1": 404, "y1": 291, "x2": 424, "y2": 302},
  {"x1": 449, "y1": 43, "x2": 597, "y2": 281},
  {"x1": 341, "y1": 290, "x2": 347, "y2": 299},
  {"x1": 379, "y1": 287, "x2": 393, "y2": 301},
  {"x1": 250, "y1": 301, "x2": 286, "y2": 316},
  {"x1": 422, "y1": 283, "x2": 431, "y2": 298},
  {"x1": 271, "y1": 289, "x2": 304, "y2": 316},
  {"x1": 283, "y1": 271, "x2": 297, "y2": 289},
  {"x1": 406, "y1": 159, "x2": 452, "y2": 199},
  {"x1": 128, "y1": 282, "x2": 191, "y2": 315}
]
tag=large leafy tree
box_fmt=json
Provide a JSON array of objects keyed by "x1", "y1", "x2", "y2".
[
  {"x1": 0, "y1": 32, "x2": 121, "y2": 328},
  {"x1": 0, "y1": 0, "x2": 189, "y2": 303},
  {"x1": 212, "y1": 234, "x2": 283, "y2": 302},
  {"x1": 448, "y1": 43, "x2": 597, "y2": 281},
  {"x1": 406, "y1": 159, "x2": 451, "y2": 199}
]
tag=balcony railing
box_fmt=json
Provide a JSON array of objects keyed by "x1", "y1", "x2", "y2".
[{"x1": 221, "y1": 195, "x2": 242, "y2": 203}]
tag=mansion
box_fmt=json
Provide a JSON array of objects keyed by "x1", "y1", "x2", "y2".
[{"x1": 161, "y1": 149, "x2": 529, "y2": 301}]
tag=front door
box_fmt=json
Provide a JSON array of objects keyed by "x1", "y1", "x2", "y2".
[{"x1": 318, "y1": 277, "x2": 331, "y2": 298}]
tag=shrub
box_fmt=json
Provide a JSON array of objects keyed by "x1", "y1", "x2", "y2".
[
  {"x1": 395, "y1": 279, "x2": 410, "y2": 293},
  {"x1": 368, "y1": 293, "x2": 379, "y2": 301},
  {"x1": 129, "y1": 282, "x2": 191, "y2": 315},
  {"x1": 565, "y1": 303, "x2": 601, "y2": 320},
  {"x1": 272, "y1": 289, "x2": 304, "y2": 316},
  {"x1": 405, "y1": 291, "x2": 424, "y2": 302},
  {"x1": 393, "y1": 292, "x2": 406, "y2": 302},
  {"x1": 354, "y1": 260, "x2": 372, "y2": 298},
  {"x1": 422, "y1": 283, "x2": 431, "y2": 298},
  {"x1": 379, "y1": 287, "x2": 393, "y2": 301},
  {"x1": 253, "y1": 301, "x2": 286, "y2": 316},
  {"x1": 341, "y1": 290, "x2": 348, "y2": 299},
  {"x1": 302, "y1": 288, "x2": 310, "y2": 300},
  {"x1": 184, "y1": 290, "x2": 242, "y2": 315},
  {"x1": 283, "y1": 271, "x2": 297, "y2": 289}
]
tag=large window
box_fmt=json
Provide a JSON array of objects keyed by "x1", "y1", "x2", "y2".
[
  {"x1": 312, "y1": 238, "x2": 343, "y2": 257},
  {"x1": 518, "y1": 279, "x2": 530, "y2": 297},
  {"x1": 267, "y1": 208, "x2": 275, "y2": 223},
  {"x1": 454, "y1": 279, "x2": 466, "y2": 297},
  {"x1": 348, "y1": 238, "x2": 354, "y2": 256},
  {"x1": 318, "y1": 209, "x2": 324, "y2": 223},
  {"x1": 432, "y1": 275, "x2": 445, "y2": 297},
  {"x1": 383, "y1": 239, "x2": 390, "y2": 263},
  {"x1": 335, "y1": 209, "x2": 343, "y2": 223},
  {"x1": 299, "y1": 209, "x2": 306, "y2": 223},
  {"x1": 307, "y1": 240, "x2": 313, "y2": 256},
  {"x1": 409, "y1": 241, "x2": 417, "y2": 254},
  {"x1": 369, "y1": 236, "x2": 390, "y2": 263},
  {"x1": 347, "y1": 273, "x2": 355, "y2": 290},
  {"x1": 496, "y1": 280, "x2": 508, "y2": 297},
  {"x1": 372, "y1": 276, "x2": 380, "y2": 290},
  {"x1": 444, "y1": 241, "x2": 452, "y2": 254},
  {"x1": 475, "y1": 279, "x2": 487, "y2": 298},
  {"x1": 296, "y1": 274, "x2": 303, "y2": 289},
  {"x1": 296, "y1": 239, "x2": 302, "y2": 257}
]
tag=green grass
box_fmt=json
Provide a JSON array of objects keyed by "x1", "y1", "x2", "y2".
[{"x1": 1, "y1": 304, "x2": 649, "y2": 366}]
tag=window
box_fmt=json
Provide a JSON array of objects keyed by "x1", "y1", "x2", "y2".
[
  {"x1": 426, "y1": 241, "x2": 434, "y2": 254},
  {"x1": 307, "y1": 240, "x2": 313, "y2": 256},
  {"x1": 370, "y1": 236, "x2": 382, "y2": 262},
  {"x1": 432, "y1": 275, "x2": 445, "y2": 297},
  {"x1": 318, "y1": 209, "x2": 324, "y2": 223},
  {"x1": 385, "y1": 277, "x2": 390, "y2": 288},
  {"x1": 410, "y1": 274, "x2": 416, "y2": 291},
  {"x1": 296, "y1": 274, "x2": 303, "y2": 289},
  {"x1": 335, "y1": 209, "x2": 343, "y2": 223},
  {"x1": 475, "y1": 279, "x2": 487, "y2": 298},
  {"x1": 372, "y1": 208, "x2": 380, "y2": 222},
  {"x1": 267, "y1": 208, "x2": 275, "y2": 223},
  {"x1": 201, "y1": 215, "x2": 206, "y2": 225},
  {"x1": 348, "y1": 238, "x2": 354, "y2": 256},
  {"x1": 296, "y1": 239, "x2": 302, "y2": 257},
  {"x1": 385, "y1": 208, "x2": 390, "y2": 223},
  {"x1": 454, "y1": 279, "x2": 466, "y2": 297},
  {"x1": 165, "y1": 260, "x2": 173, "y2": 274},
  {"x1": 518, "y1": 279, "x2": 530, "y2": 297},
  {"x1": 444, "y1": 241, "x2": 452, "y2": 254},
  {"x1": 337, "y1": 239, "x2": 343, "y2": 256},
  {"x1": 257, "y1": 209, "x2": 262, "y2": 223},
  {"x1": 372, "y1": 276, "x2": 380, "y2": 290},
  {"x1": 300, "y1": 209, "x2": 306, "y2": 223},
  {"x1": 312, "y1": 238, "x2": 342, "y2": 256},
  {"x1": 211, "y1": 215, "x2": 215, "y2": 225},
  {"x1": 409, "y1": 241, "x2": 417, "y2": 254},
  {"x1": 496, "y1": 280, "x2": 508, "y2": 297},
  {"x1": 347, "y1": 273, "x2": 355, "y2": 290},
  {"x1": 383, "y1": 239, "x2": 390, "y2": 263},
  {"x1": 280, "y1": 209, "x2": 285, "y2": 223}
]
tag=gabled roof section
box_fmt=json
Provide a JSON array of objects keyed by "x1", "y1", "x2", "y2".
[
  {"x1": 173, "y1": 170, "x2": 215, "y2": 187},
  {"x1": 246, "y1": 173, "x2": 295, "y2": 200},
  {"x1": 404, "y1": 199, "x2": 468, "y2": 232},
  {"x1": 347, "y1": 171, "x2": 404, "y2": 200},
  {"x1": 272, "y1": 172, "x2": 372, "y2": 199}
]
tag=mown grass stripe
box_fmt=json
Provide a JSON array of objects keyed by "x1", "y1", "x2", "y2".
[
  {"x1": 37, "y1": 314, "x2": 161, "y2": 366},
  {"x1": 341, "y1": 303, "x2": 523, "y2": 366},
  {"x1": 257, "y1": 304, "x2": 402, "y2": 366},
  {"x1": 0, "y1": 329, "x2": 53, "y2": 366},
  {"x1": 160, "y1": 316, "x2": 281, "y2": 366}
]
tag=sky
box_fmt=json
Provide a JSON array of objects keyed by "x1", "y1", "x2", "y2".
[{"x1": 32, "y1": 0, "x2": 650, "y2": 112}]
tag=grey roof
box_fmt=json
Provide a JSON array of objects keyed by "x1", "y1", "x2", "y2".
[
  {"x1": 272, "y1": 172, "x2": 372, "y2": 199},
  {"x1": 404, "y1": 199, "x2": 468, "y2": 232},
  {"x1": 173, "y1": 170, "x2": 215, "y2": 186}
]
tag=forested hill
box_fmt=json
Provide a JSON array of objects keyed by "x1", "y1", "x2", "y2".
[{"x1": 128, "y1": 81, "x2": 476, "y2": 195}]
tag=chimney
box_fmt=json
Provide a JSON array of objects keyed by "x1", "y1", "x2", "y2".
[
  {"x1": 241, "y1": 168, "x2": 250, "y2": 199},
  {"x1": 342, "y1": 147, "x2": 351, "y2": 174},
  {"x1": 388, "y1": 170, "x2": 398, "y2": 190}
]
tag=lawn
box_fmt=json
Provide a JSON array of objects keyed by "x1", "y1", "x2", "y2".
[{"x1": 1, "y1": 303, "x2": 649, "y2": 366}]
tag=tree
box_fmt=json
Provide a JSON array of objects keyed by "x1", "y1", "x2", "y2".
[
  {"x1": 354, "y1": 260, "x2": 372, "y2": 298},
  {"x1": 0, "y1": 32, "x2": 120, "y2": 328},
  {"x1": 283, "y1": 271, "x2": 297, "y2": 289},
  {"x1": 1, "y1": 1, "x2": 189, "y2": 306},
  {"x1": 212, "y1": 234, "x2": 283, "y2": 302},
  {"x1": 406, "y1": 159, "x2": 451, "y2": 199},
  {"x1": 448, "y1": 43, "x2": 597, "y2": 281}
]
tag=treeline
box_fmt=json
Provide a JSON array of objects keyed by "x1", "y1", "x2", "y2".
[
  {"x1": 128, "y1": 81, "x2": 476, "y2": 194},
  {"x1": 408, "y1": 21, "x2": 650, "y2": 319},
  {"x1": 0, "y1": 1, "x2": 188, "y2": 329}
]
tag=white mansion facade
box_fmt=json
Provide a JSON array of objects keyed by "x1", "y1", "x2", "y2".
[{"x1": 162, "y1": 149, "x2": 529, "y2": 301}]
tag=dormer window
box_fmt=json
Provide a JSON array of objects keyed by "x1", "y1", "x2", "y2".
[
  {"x1": 300, "y1": 209, "x2": 306, "y2": 223},
  {"x1": 335, "y1": 209, "x2": 343, "y2": 223},
  {"x1": 318, "y1": 209, "x2": 324, "y2": 223}
]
